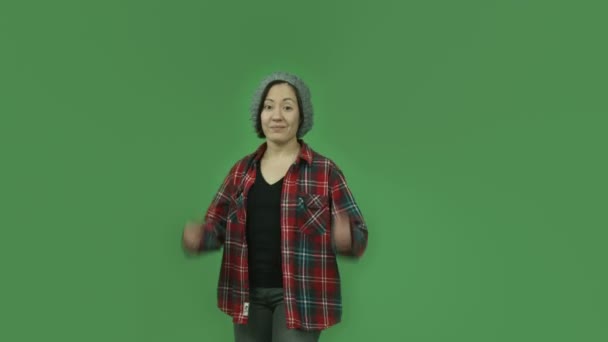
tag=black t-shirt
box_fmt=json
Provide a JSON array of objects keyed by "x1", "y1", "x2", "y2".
[{"x1": 246, "y1": 162, "x2": 284, "y2": 288}]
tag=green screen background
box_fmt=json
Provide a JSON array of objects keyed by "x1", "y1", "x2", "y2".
[{"x1": 1, "y1": 0, "x2": 606, "y2": 341}]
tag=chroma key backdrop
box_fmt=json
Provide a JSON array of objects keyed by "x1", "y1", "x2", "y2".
[{"x1": 1, "y1": 1, "x2": 606, "y2": 341}]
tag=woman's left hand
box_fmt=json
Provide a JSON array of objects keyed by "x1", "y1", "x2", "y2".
[{"x1": 332, "y1": 211, "x2": 352, "y2": 253}]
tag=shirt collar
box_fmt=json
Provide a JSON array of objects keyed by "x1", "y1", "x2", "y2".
[{"x1": 252, "y1": 139, "x2": 313, "y2": 166}]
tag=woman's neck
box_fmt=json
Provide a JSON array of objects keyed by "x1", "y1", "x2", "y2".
[{"x1": 264, "y1": 138, "x2": 300, "y2": 161}]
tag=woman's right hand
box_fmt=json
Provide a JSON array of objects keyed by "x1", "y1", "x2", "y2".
[{"x1": 182, "y1": 221, "x2": 204, "y2": 253}]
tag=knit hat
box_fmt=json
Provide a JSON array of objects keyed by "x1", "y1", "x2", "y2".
[{"x1": 249, "y1": 71, "x2": 314, "y2": 138}]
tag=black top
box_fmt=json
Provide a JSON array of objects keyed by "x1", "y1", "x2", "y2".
[{"x1": 246, "y1": 162, "x2": 284, "y2": 288}]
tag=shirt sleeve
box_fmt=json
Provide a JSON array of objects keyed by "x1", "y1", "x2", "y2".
[
  {"x1": 197, "y1": 162, "x2": 239, "y2": 252},
  {"x1": 329, "y1": 164, "x2": 369, "y2": 258}
]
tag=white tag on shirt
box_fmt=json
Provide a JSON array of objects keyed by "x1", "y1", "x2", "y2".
[{"x1": 243, "y1": 302, "x2": 249, "y2": 316}]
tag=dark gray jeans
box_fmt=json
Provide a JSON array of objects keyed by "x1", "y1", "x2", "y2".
[{"x1": 233, "y1": 287, "x2": 322, "y2": 342}]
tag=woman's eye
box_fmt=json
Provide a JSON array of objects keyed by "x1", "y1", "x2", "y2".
[{"x1": 284, "y1": 106, "x2": 292, "y2": 110}]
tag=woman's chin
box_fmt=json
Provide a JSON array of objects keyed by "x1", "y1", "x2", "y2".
[{"x1": 266, "y1": 134, "x2": 296, "y2": 145}]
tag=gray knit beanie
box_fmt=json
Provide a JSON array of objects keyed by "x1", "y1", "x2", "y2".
[{"x1": 249, "y1": 71, "x2": 313, "y2": 138}]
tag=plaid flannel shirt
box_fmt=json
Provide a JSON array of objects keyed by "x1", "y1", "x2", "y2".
[{"x1": 197, "y1": 140, "x2": 368, "y2": 331}]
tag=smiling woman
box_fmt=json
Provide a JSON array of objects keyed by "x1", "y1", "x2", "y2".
[{"x1": 182, "y1": 71, "x2": 369, "y2": 342}]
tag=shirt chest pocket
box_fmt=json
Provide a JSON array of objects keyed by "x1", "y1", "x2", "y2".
[
  {"x1": 226, "y1": 190, "x2": 246, "y2": 242},
  {"x1": 296, "y1": 193, "x2": 330, "y2": 235},
  {"x1": 227, "y1": 191, "x2": 245, "y2": 225}
]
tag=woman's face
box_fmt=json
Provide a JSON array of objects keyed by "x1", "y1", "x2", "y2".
[{"x1": 260, "y1": 83, "x2": 300, "y2": 144}]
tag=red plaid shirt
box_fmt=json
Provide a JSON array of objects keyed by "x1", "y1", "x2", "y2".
[{"x1": 198, "y1": 140, "x2": 368, "y2": 330}]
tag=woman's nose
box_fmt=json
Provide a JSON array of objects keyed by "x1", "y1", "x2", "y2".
[{"x1": 271, "y1": 110, "x2": 284, "y2": 119}]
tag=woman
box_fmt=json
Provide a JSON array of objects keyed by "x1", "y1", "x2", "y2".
[{"x1": 182, "y1": 71, "x2": 368, "y2": 342}]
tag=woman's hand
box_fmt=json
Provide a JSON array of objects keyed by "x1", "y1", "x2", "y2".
[
  {"x1": 182, "y1": 221, "x2": 204, "y2": 253},
  {"x1": 332, "y1": 211, "x2": 352, "y2": 253}
]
